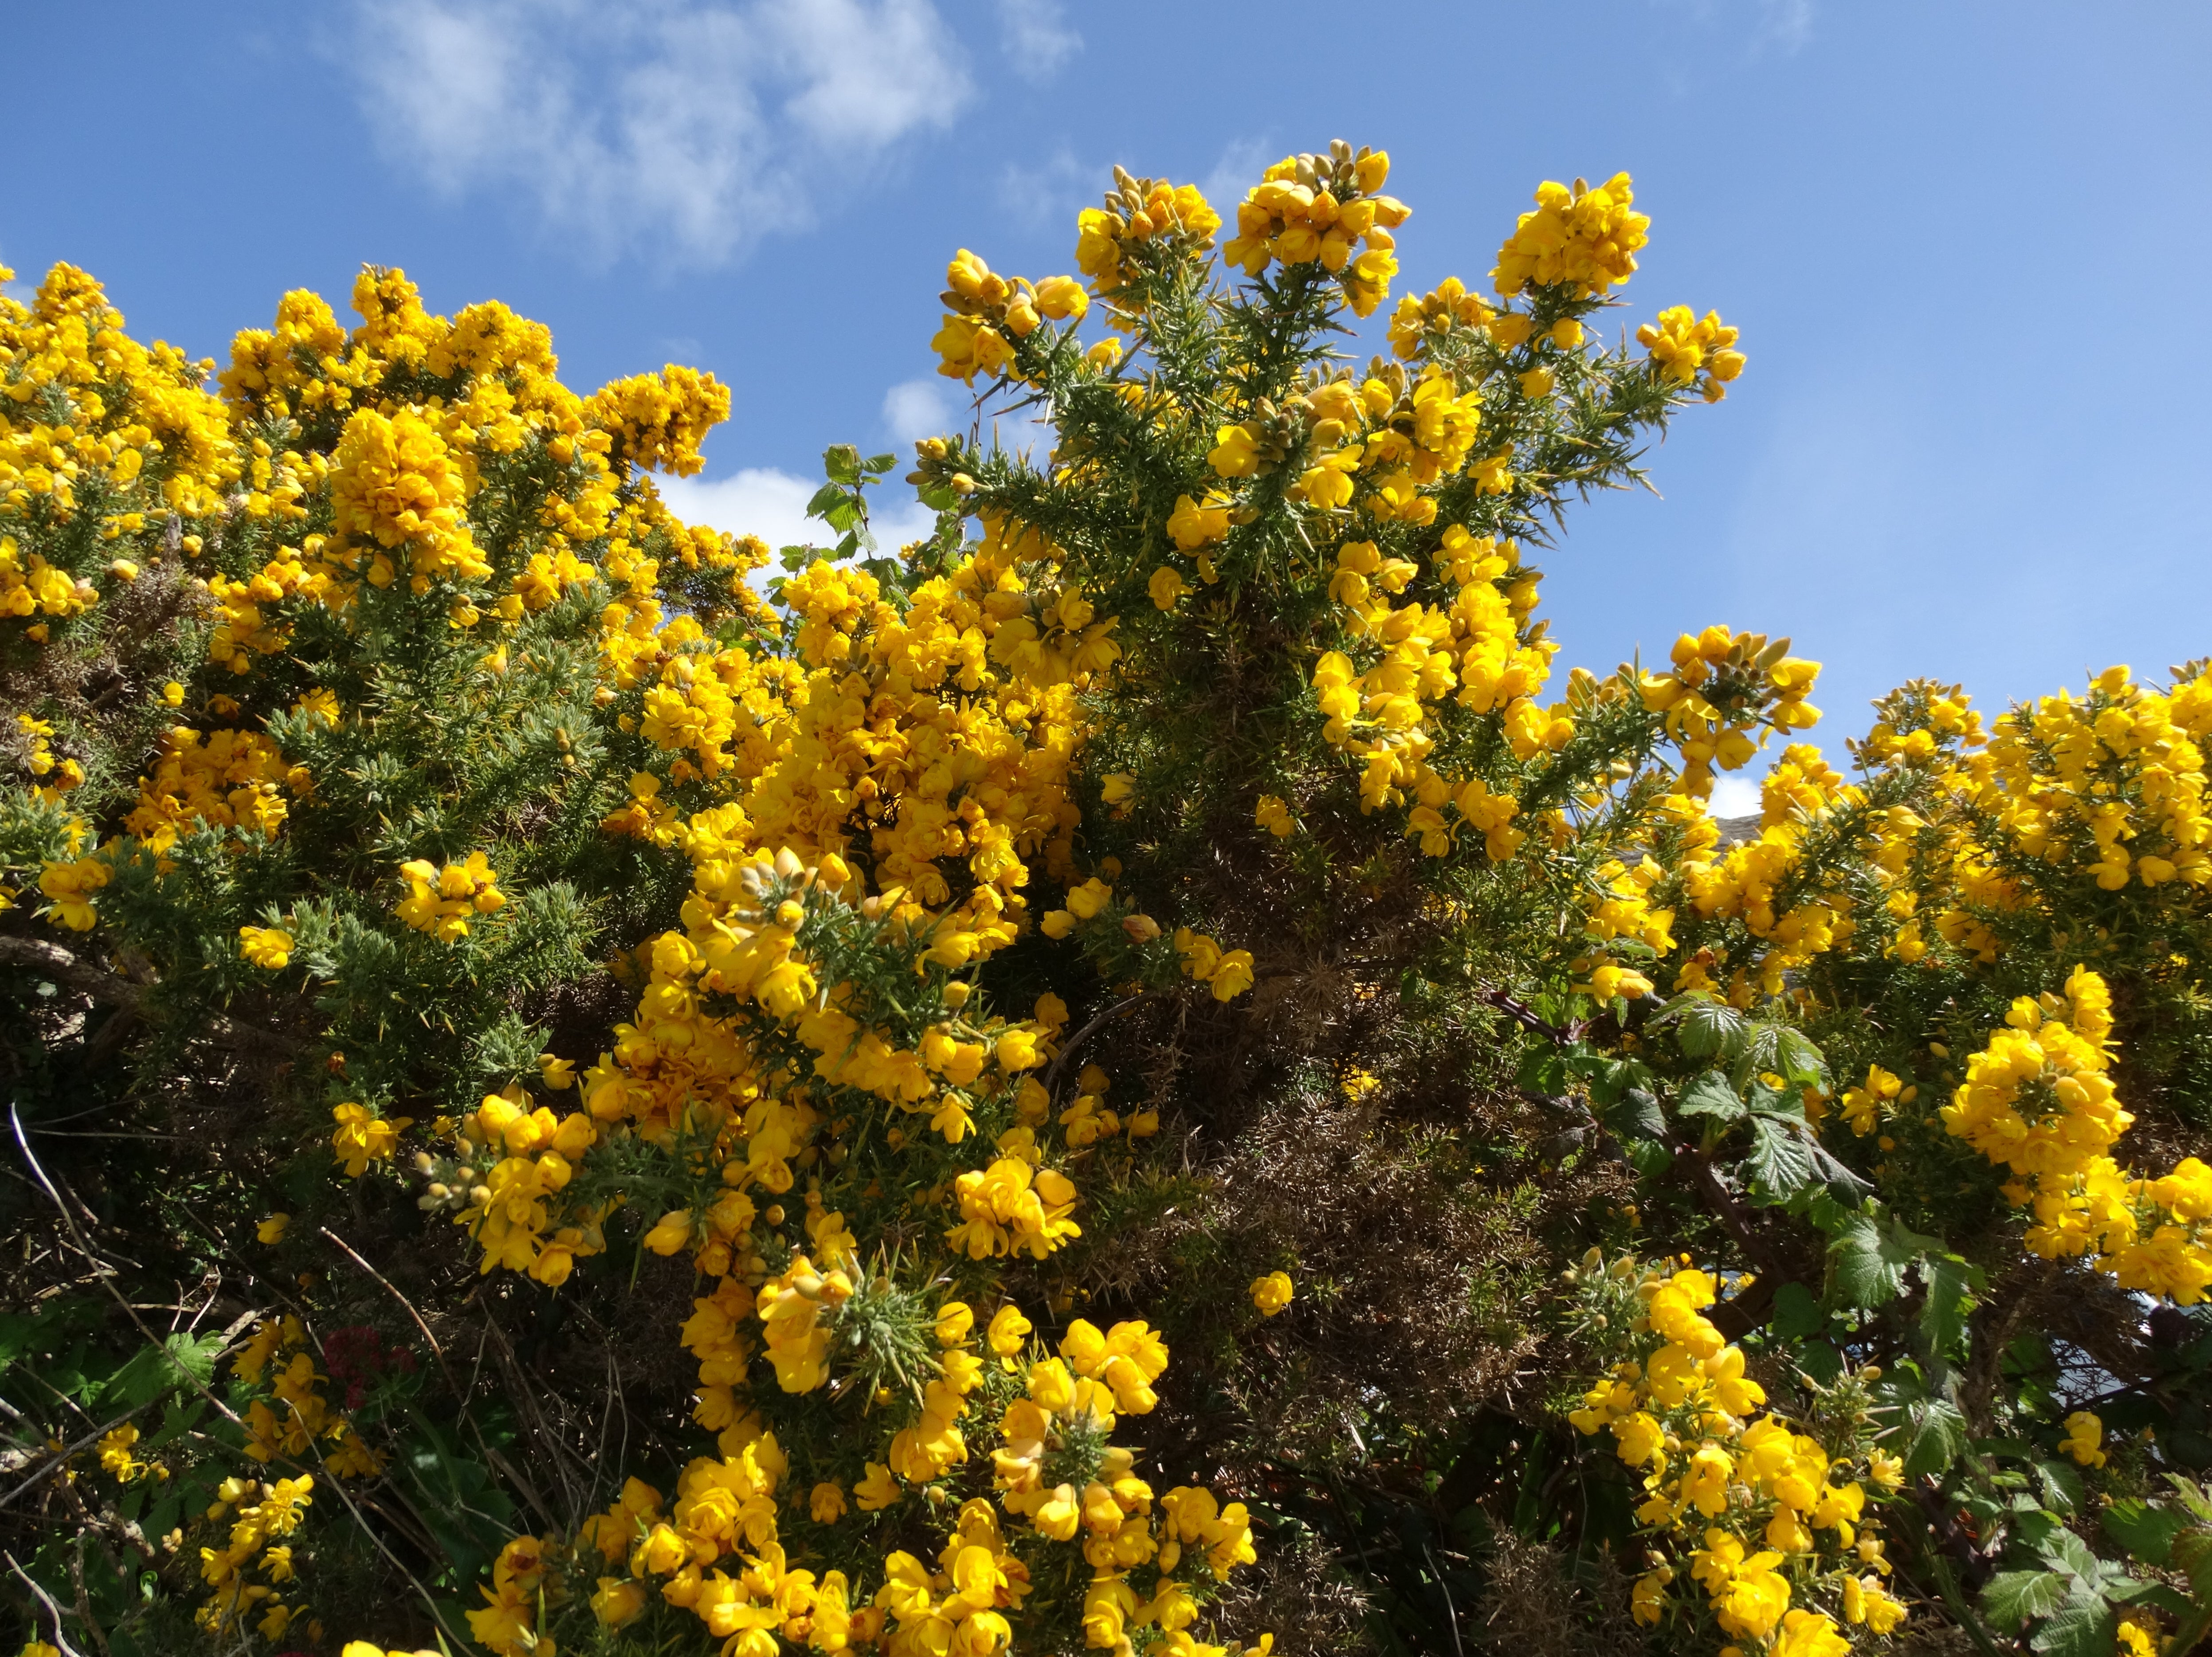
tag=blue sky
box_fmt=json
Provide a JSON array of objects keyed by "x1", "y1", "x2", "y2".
[{"x1": 8, "y1": 0, "x2": 2208, "y2": 811}]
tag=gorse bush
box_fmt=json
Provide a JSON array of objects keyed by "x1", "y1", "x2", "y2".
[{"x1": 4, "y1": 143, "x2": 2212, "y2": 1657}]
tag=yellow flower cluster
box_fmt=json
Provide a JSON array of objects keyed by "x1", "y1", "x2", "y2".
[
  {"x1": 436, "y1": 504, "x2": 1268, "y2": 1643},
  {"x1": 1308, "y1": 527, "x2": 1555, "y2": 852},
  {"x1": 2059, "y1": 1410, "x2": 2107, "y2": 1468},
  {"x1": 1639, "y1": 306, "x2": 1747, "y2": 403},
  {"x1": 1387, "y1": 276, "x2": 1497, "y2": 360},
  {"x1": 329, "y1": 406, "x2": 492, "y2": 588},
  {"x1": 1639, "y1": 627, "x2": 1823, "y2": 799},
  {"x1": 1975, "y1": 666, "x2": 2210, "y2": 893},
  {"x1": 97, "y1": 1422, "x2": 165, "y2": 1485},
  {"x1": 195, "y1": 1473, "x2": 317, "y2": 1645},
  {"x1": 0, "y1": 260, "x2": 241, "y2": 548},
  {"x1": 206, "y1": 541, "x2": 335, "y2": 671},
  {"x1": 1220, "y1": 142, "x2": 1408, "y2": 317},
  {"x1": 1943, "y1": 968, "x2": 2212, "y2": 1303},
  {"x1": 930, "y1": 249, "x2": 1089, "y2": 384},
  {"x1": 1843, "y1": 669, "x2": 2212, "y2": 973},
  {"x1": 394, "y1": 851, "x2": 506, "y2": 940},
  {"x1": 35, "y1": 847, "x2": 109, "y2": 930},
  {"x1": 462, "y1": 1085, "x2": 605, "y2": 1285},
  {"x1": 1567, "y1": 1254, "x2": 1905, "y2": 1650},
  {"x1": 238, "y1": 924, "x2": 294, "y2": 968},
  {"x1": 1491, "y1": 173, "x2": 1650, "y2": 298},
  {"x1": 580, "y1": 364, "x2": 732, "y2": 476},
  {"x1": 123, "y1": 725, "x2": 300, "y2": 853},
  {"x1": 1573, "y1": 856, "x2": 1676, "y2": 1003},
  {"x1": 230, "y1": 1315, "x2": 384, "y2": 1480},
  {"x1": 1074, "y1": 168, "x2": 1223, "y2": 301}
]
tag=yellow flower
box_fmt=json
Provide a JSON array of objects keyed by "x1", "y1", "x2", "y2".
[
  {"x1": 854, "y1": 1461, "x2": 899, "y2": 1510},
  {"x1": 238, "y1": 924, "x2": 294, "y2": 969},
  {"x1": 935, "y1": 1301, "x2": 976, "y2": 1344},
  {"x1": 809, "y1": 1480, "x2": 847, "y2": 1523},
  {"x1": 330, "y1": 1103, "x2": 404, "y2": 1178},
  {"x1": 1149, "y1": 566, "x2": 1187, "y2": 610},
  {"x1": 1250, "y1": 1270, "x2": 1293, "y2": 1315},
  {"x1": 2059, "y1": 1410, "x2": 2107, "y2": 1468},
  {"x1": 1211, "y1": 949, "x2": 1255, "y2": 1000},
  {"x1": 256, "y1": 1213, "x2": 290, "y2": 1245}
]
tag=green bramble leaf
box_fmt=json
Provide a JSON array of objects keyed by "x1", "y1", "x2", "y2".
[
  {"x1": 1918, "y1": 1254, "x2": 1977, "y2": 1360},
  {"x1": 2028, "y1": 1589, "x2": 2118, "y2": 1657},
  {"x1": 1747, "y1": 1114, "x2": 1820, "y2": 1201},
  {"x1": 1654, "y1": 994, "x2": 1747, "y2": 1061},
  {"x1": 1894, "y1": 1394, "x2": 1971, "y2": 1481},
  {"x1": 2102, "y1": 1497, "x2": 2185, "y2": 1567},
  {"x1": 1675, "y1": 1070, "x2": 1745, "y2": 1123},
  {"x1": 1604, "y1": 1087, "x2": 1667, "y2": 1141},
  {"x1": 1982, "y1": 1570, "x2": 2071, "y2": 1633},
  {"x1": 1771, "y1": 1281, "x2": 1827, "y2": 1340}
]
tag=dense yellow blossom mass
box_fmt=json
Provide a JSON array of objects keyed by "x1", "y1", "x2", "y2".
[{"x1": 6, "y1": 138, "x2": 2210, "y2": 1657}]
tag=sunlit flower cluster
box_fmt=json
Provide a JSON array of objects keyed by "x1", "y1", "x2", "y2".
[{"x1": 1567, "y1": 1254, "x2": 1905, "y2": 1651}]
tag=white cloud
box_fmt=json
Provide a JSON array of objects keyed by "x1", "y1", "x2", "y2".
[
  {"x1": 660, "y1": 465, "x2": 938, "y2": 555},
  {"x1": 881, "y1": 377, "x2": 955, "y2": 447},
  {"x1": 1755, "y1": 0, "x2": 1815, "y2": 50},
  {"x1": 1650, "y1": 0, "x2": 1814, "y2": 55},
  {"x1": 997, "y1": 147, "x2": 1092, "y2": 228},
  {"x1": 1201, "y1": 135, "x2": 1272, "y2": 214},
  {"x1": 1706, "y1": 772, "x2": 1764, "y2": 820},
  {"x1": 992, "y1": 0, "x2": 1079, "y2": 77},
  {"x1": 346, "y1": 0, "x2": 971, "y2": 265}
]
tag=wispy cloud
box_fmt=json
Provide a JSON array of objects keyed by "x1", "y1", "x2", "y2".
[
  {"x1": 992, "y1": 0, "x2": 1079, "y2": 78},
  {"x1": 1650, "y1": 0, "x2": 1815, "y2": 55},
  {"x1": 1201, "y1": 136, "x2": 1272, "y2": 213},
  {"x1": 997, "y1": 147, "x2": 1093, "y2": 229},
  {"x1": 881, "y1": 377, "x2": 954, "y2": 447},
  {"x1": 345, "y1": 0, "x2": 972, "y2": 266},
  {"x1": 660, "y1": 463, "x2": 937, "y2": 556},
  {"x1": 1754, "y1": 0, "x2": 1814, "y2": 51}
]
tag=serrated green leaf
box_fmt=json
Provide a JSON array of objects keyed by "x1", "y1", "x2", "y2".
[
  {"x1": 99, "y1": 1332, "x2": 225, "y2": 1409},
  {"x1": 1676, "y1": 1070, "x2": 1745, "y2": 1122},
  {"x1": 1898, "y1": 1395, "x2": 1970, "y2": 1480},
  {"x1": 1748, "y1": 1114, "x2": 1820, "y2": 1201},
  {"x1": 1777, "y1": 1027, "x2": 1830, "y2": 1089},
  {"x1": 1662, "y1": 997, "x2": 1748, "y2": 1060},
  {"x1": 2028, "y1": 1589, "x2": 2116, "y2": 1657},
  {"x1": 863, "y1": 452, "x2": 898, "y2": 472},
  {"x1": 2035, "y1": 1456, "x2": 2087, "y2": 1517},
  {"x1": 1983, "y1": 1569, "x2": 2071, "y2": 1632},
  {"x1": 1604, "y1": 1087, "x2": 1666, "y2": 1140},
  {"x1": 1919, "y1": 1254, "x2": 1977, "y2": 1358},
  {"x1": 1771, "y1": 1281, "x2": 1827, "y2": 1339},
  {"x1": 1746, "y1": 1078, "x2": 1803, "y2": 1119},
  {"x1": 1831, "y1": 1214, "x2": 1916, "y2": 1308},
  {"x1": 2102, "y1": 1498, "x2": 2184, "y2": 1567},
  {"x1": 2039, "y1": 1527, "x2": 2102, "y2": 1583},
  {"x1": 822, "y1": 443, "x2": 862, "y2": 484},
  {"x1": 1515, "y1": 1046, "x2": 1567, "y2": 1097}
]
